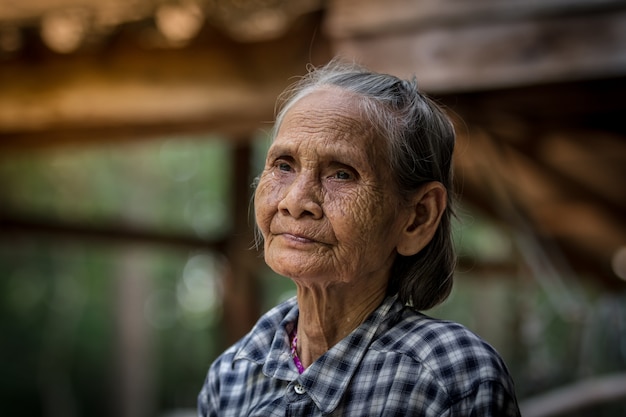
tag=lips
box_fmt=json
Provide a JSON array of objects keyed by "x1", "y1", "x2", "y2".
[
  {"x1": 281, "y1": 233, "x2": 316, "y2": 244},
  {"x1": 268, "y1": 216, "x2": 336, "y2": 246},
  {"x1": 270, "y1": 223, "x2": 326, "y2": 245}
]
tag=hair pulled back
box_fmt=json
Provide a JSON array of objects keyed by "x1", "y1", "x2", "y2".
[{"x1": 271, "y1": 60, "x2": 457, "y2": 311}]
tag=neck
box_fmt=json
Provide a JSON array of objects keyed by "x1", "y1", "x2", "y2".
[{"x1": 294, "y1": 280, "x2": 387, "y2": 368}]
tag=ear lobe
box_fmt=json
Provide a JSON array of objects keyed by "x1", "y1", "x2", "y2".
[{"x1": 397, "y1": 182, "x2": 447, "y2": 256}]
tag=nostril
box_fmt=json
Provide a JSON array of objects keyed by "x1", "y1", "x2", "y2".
[
  {"x1": 279, "y1": 200, "x2": 318, "y2": 219},
  {"x1": 278, "y1": 190, "x2": 322, "y2": 219},
  {"x1": 276, "y1": 174, "x2": 323, "y2": 219}
]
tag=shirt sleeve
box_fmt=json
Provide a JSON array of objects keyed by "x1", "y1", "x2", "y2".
[
  {"x1": 197, "y1": 362, "x2": 220, "y2": 417},
  {"x1": 449, "y1": 380, "x2": 521, "y2": 417}
]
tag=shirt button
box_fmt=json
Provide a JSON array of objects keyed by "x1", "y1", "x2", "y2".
[{"x1": 294, "y1": 384, "x2": 306, "y2": 394}]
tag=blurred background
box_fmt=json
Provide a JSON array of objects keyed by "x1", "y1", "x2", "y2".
[{"x1": 1, "y1": 1, "x2": 625, "y2": 416}]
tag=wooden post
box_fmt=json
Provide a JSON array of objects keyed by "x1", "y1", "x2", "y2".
[
  {"x1": 220, "y1": 141, "x2": 262, "y2": 347},
  {"x1": 112, "y1": 246, "x2": 155, "y2": 417}
]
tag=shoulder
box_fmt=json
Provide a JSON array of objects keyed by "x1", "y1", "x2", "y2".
[
  {"x1": 375, "y1": 307, "x2": 506, "y2": 371},
  {"x1": 372, "y1": 307, "x2": 515, "y2": 400}
]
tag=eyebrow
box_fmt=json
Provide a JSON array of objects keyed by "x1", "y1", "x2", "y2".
[{"x1": 266, "y1": 144, "x2": 293, "y2": 160}]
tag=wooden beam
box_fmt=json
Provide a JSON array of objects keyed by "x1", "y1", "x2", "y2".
[
  {"x1": 0, "y1": 12, "x2": 331, "y2": 151},
  {"x1": 453, "y1": 128, "x2": 625, "y2": 289},
  {"x1": 520, "y1": 372, "x2": 626, "y2": 417},
  {"x1": 537, "y1": 132, "x2": 626, "y2": 208},
  {"x1": 0, "y1": 213, "x2": 228, "y2": 252},
  {"x1": 326, "y1": 2, "x2": 626, "y2": 92},
  {"x1": 326, "y1": 0, "x2": 626, "y2": 38}
]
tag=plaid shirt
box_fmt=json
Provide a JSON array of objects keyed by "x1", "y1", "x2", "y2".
[{"x1": 198, "y1": 295, "x2": 520, "y2": 416}]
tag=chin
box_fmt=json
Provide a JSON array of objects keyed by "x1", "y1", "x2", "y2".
[
  {"x1": 268, "y1": 263, "x2": 307, "y2": 280},
  {"x1": 267, "y1": 260, "x2": 320, "y2": 282},
  {"x1": 265, "y1": 247, "x2": 336, "y2": 281}
]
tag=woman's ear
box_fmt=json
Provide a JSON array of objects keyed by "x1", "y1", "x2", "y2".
[{"x1": 397, "y1": 182, "x2": 447, "y2": 256}]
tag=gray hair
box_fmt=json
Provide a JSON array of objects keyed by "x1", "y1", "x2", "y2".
[{"x1": 270, "y1": 60, "x2": 456, "y2": 311}]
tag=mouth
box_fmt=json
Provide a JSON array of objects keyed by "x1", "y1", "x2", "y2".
[
  {"x1": 269, "y1": 221, "x2": 330, "y2": 246},
  {"x1": 279, "y1": 233, "x2": 317, "y2": 244}
]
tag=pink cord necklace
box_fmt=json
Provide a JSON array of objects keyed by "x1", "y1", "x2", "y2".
[{"x1": 290, "y1": 328, "x2": 305, "y2": 374}]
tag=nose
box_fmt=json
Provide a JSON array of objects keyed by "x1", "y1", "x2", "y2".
[{"x1": 277, "y1": 172, "x2": 323, "y2": 219}]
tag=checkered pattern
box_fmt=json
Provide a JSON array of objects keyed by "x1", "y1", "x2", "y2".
[{"x1": 197, "y1": 295, "x2": 520, "y2": 416}]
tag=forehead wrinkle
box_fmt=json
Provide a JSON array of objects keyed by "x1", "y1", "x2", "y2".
[
  {"x1": 286, "y1": 106, "x2": 366, "y2": 137},
  {"x1": 283, "y1": 87, "x2": 372, "y2": 135},
  {"x1": 280, "y1": 107, "x2": 377, "y2": 158},
  {"x1": 274, "y1": 87, "x2": 392, "y2": 182}
]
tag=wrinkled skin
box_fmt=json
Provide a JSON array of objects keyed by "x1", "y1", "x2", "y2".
[
  {"x1": 254, "y1": 87, "x2": 444, "y2": 367},
  {"x1": 254, "y1": 87, "x2": 412, "y2": 293}
]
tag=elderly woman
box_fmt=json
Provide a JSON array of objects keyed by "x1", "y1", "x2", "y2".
[{"x1": 198, "y1": 61, "x2": 520, "y2": 416}]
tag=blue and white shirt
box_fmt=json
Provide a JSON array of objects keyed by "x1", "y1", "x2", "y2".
[{"x1": 198, "y1": 295, "x2": 520, "y2": 416}]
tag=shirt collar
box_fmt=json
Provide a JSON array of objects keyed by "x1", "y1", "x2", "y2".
[
  {"x1": 233, "y1": 297, "x2": 301, "y2": 381},
  {"x1": 301, "y1": 295, "x2": 402, "y2": 414},
  {"x1": 232, "y1": 295, "x2": 404, "y2": 414}
]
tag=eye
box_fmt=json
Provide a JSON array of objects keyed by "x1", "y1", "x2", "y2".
[
  {"x1": 326, "y1": 162, "x2": 357, "y2": 181},
  {"x1": 271, "y1": 157, "x2": 294, "y2": 174},
  {"x1": 334, "y1": 170, "x2": 351, "y2": 180},
  {"x1": 278, "y1": 162, "x2": 292, "y2": 172}
]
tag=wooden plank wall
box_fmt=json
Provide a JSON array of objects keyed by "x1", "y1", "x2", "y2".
[{"x1": 325, "y1": 0, "x2": 626, "y2": 93}]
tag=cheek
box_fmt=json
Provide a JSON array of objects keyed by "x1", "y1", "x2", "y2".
[
  {"x1": 333, "y1": 190, "x2": 392, "y2": 243},
  {"x1": 362, "y1": 194, "x2": 404, "y2": 249},
  {"x1": 254, "y1": 175, "x2": 281, "y2": 232}
]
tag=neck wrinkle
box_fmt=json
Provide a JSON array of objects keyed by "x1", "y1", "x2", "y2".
[{"x1": 294, "y1": 281, "x2": 387, "y2": 368}]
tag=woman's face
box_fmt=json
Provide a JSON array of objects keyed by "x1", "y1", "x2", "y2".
[{"x1": 254, "y1": 87, "x2": 411, "y2": 288}]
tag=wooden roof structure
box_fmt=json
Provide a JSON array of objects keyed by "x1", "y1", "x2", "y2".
[{"x1": 1, "y1": 0, "x2": 625, "y2": 292}]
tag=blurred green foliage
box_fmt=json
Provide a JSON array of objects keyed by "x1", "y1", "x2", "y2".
[{"x1": 0, "y1": 136, "x2": 625, "y2": 416}]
